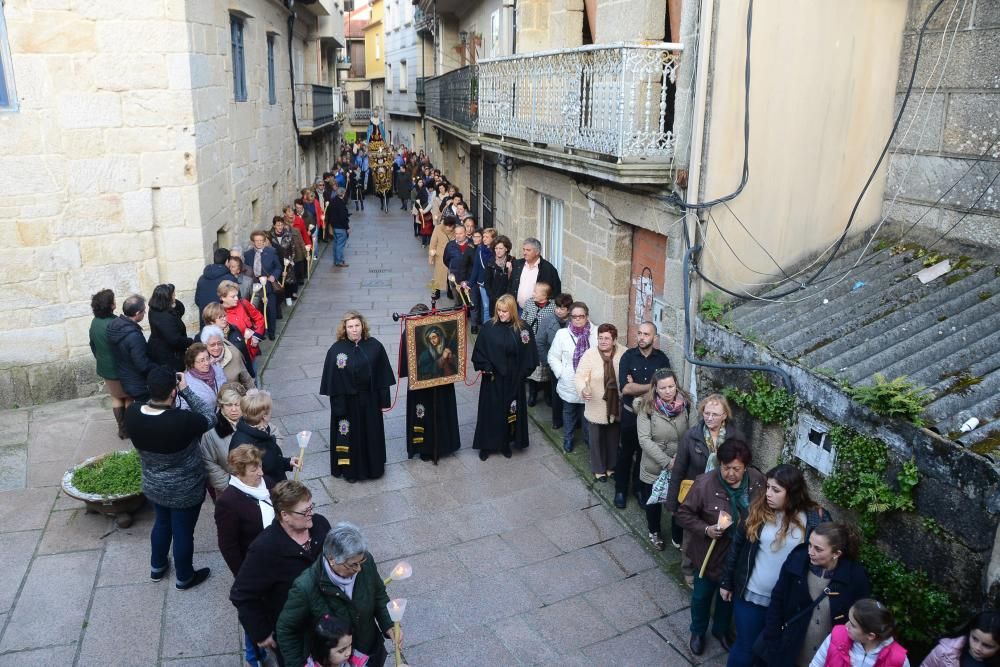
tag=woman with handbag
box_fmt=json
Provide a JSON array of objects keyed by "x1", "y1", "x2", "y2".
[
  {"x1": 635, "y1": 368, "x2": 690, "y2": 551},
  {"x1": 676, "y1": 439, "x2": 765, "y2": 656},
  {"x1": 759, "y1": 521, "x2": 871, "y2": 667},
  {"x1": 719, "y1": 464, "x2": 829, "y2": 667}
]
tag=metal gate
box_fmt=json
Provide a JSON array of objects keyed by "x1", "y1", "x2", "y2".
[
  {"x1": 482, "y1": 154, "x2": 496, "y2": 229},
  {"x1": 470, "y1": 152, "x2": 481, "y2": 221}
]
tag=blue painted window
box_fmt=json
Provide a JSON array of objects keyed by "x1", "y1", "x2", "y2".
[{"x1": 231, "y1": 16, "x2": 247, "y2": 102}]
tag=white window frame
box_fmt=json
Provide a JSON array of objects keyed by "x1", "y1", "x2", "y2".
[
  {"x1": 0, "y1": 4, "x2": 16, "y2": 111},
  {"x1": 490, "y1": 10, "x2": 501, "y2": 58},
  {"x1": 538, "y1": 195, "x2": 564, "y2": 274},
  {"x1": 375, "y1": 34, "x2": 381, "y2": 60},
  {"x1": 398, "y1": 60, "x2": 407, "y2": 91},
  {"x1": 386, "y1": 62, "x2": 393, "y2": 93}
]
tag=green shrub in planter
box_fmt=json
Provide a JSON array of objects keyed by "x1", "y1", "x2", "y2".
[{"x1": 71, "y1": 450, "x2": 142, "y2": 496}]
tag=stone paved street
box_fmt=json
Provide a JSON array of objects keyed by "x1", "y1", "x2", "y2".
[{"x1": 0, "y1": 205, "x2": 726, "y2": 666}]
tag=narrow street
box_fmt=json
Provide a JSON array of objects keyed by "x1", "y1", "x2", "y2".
[{"x1": 0, "y1": 204, "x2": 724, "y2": 666}]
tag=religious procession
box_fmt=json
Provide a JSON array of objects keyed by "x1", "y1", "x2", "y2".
[{"x1": 3, "y1": 0, "x2": 999, "y2": 665}]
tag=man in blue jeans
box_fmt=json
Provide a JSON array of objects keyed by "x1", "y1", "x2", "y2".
[
  {"x1": 125, "y1": 366, "x2": 216, "y2": 590},
  {"x1": 327, "y1": 187, "x2": 351, "y2": 267}
]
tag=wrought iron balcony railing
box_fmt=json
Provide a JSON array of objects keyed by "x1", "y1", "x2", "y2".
[
  {"x1": 425, "y1": 66, "x2": 477, "y2": 132},
  {"x1": 349, "y1": 108, "x2": 373, "y2": 124},
  {"x1": 295, "y1": 85, "x2": 343, "y2": 134},
  {"x1": 415, "y1": 77, "x2": 426, "y2": 107},
  {"x1": 425, "y1": 43, "x2": 682, "y2": 163}
]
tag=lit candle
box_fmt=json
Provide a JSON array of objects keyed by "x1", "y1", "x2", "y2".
[
  {"x1": 387, "y1": 598, "x2": 407, "y2": 666},
  {"x1": 699, "y1": 510, "x2": 732, "y2": 579},
  {"x1": 293, "y1": 430, "x2": 311, "y2": 481},
  {"x1": 383, "y1": 561, "x2": 413, "y2": 585}
]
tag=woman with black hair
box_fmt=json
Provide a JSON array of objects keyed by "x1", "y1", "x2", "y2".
[
  {"x1": 922, "y1": 610, "x2": 1000, "y2": 666},
  {"x1": 760, "y1": 521, "x2": 871, "y2": 667},
  {"x1": 719, "y1": 464, "x2": 829, "y2": 667},
  {"x1": 89, "y1": 289, "x2": 130, "y2": 438},
  {"x1": 147, "y1": 283, "x2": 192, "y2": 372}
]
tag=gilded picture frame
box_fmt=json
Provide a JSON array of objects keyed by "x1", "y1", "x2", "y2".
[{"x1": 405, "y1": 310, "x2": 467, "y2": 390}]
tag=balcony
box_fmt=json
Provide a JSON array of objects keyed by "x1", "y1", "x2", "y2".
[
  {"x1": 296, "y1": 84, "x2": 343, "y2": 135},
  {"x1": 414, "y1": 8, "x2": 434, "y2": 35},
  {"x1": 424, "y1": 42, "x2": 683, "y2": 183},
  {"x1": 424, "y1": 66, "x2": 477, "y2": 133},
  {"x1": 349, "y1": 108, "x2": 372, "y2": 124},
  {"x1": 415, "y1": 77, "x2": 426, "y2": 108}
]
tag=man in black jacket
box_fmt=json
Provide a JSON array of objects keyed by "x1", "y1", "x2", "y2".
[
  {"x1": 106, "y1": 294, "x2": 155, "y2": 402},
  {"x1": 508, "y1": 237, "x2": 562, "y2": 312},
  {"x1": 195, "y1": 248, "x2": 232, "y2": 326},
  {"x1": 326, "y1": 187, "x2": 351, "y2": 268}
]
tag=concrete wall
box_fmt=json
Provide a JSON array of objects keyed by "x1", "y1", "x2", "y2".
[
  {"x1": 882, "y1": 0, "x2": 1000, "y2": 252},
  {"x1": 698, "y1": 0, "x2": 908, "y2": 289},
  {"x1": 0, "y1": 0, "x2": 332, "y2": 407}
]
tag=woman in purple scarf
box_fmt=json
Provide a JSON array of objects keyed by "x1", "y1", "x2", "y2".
[{"x1": 547, "y1": 301, "x2": 598, "y2": 453}]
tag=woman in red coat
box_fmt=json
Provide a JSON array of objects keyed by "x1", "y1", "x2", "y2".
[{"x1": 219, "y1": 281, "x2": 264, "y2": 365}]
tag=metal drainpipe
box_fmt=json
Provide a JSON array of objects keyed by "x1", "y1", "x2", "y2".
[
  {"x1": 680, "y1": 0, "x2": 794, "y2": 397},
  {"x1": 287, "y1": 5, "x2": 302, "y2": 183}
]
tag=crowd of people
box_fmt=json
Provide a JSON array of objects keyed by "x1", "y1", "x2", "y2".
[{"x1": 85, "y1": 143, "x2": 997, "y2": 667}]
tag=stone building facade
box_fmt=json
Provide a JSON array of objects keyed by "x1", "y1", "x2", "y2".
[
  {"x1": 883, "y1": 0, "x2": 1000, "y2": 252},
  {"x1": 0, "y1": 0, "x2": 344, "y2": 407}
]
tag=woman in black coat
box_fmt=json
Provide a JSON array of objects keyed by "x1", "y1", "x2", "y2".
[
  {"x1": 229, "y1": 481, "x2": 331, "y2": 662},
  {"x1": 147, "y1": 284, "x2": 193, "y2": 372},
  {"x1": 759, "y1": 521, "x2": 871, "y2": 667},
  {"x1": 228, "y1": 389, "x2": 300, "y2": 483}
]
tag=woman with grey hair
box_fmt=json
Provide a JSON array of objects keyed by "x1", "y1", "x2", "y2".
[
  {"x1": 201, "y1": 324, "x2": 255, "y2": 391},
  {"x1": 276, "y1": 521, "x2": 397, "y2": 667}
]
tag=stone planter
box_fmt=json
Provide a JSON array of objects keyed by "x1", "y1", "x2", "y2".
[{"x1": 61, "y1": 450, "x2": 145, "y2": 529}]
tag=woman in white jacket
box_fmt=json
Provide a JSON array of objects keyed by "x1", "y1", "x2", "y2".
[{"x1": 547, "y1": 301, "x2": 598, "y2": 453}]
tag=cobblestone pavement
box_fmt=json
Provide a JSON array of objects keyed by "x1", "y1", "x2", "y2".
[{"x1": 0, "y1": 204, "x2": 727, "y2": 666}]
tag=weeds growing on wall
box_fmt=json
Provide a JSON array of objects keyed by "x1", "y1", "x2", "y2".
[
  {"x1": 722, "y1": 372, "x2": 796, "y2": 426},
  {"x1": 822, "y1": 425, "x2": 960, "y2": 648},
  {"x1": 847, "y1": 373, "x2": 931, "y2": 426}
]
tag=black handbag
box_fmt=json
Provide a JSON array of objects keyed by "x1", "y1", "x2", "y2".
[{"x1": 751, "y1": 588, "x2": 831, "y2": 664}]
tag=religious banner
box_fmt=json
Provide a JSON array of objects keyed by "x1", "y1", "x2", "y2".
[{"x1": 405, "y1": 310, "x2": 467, "y2": 390}]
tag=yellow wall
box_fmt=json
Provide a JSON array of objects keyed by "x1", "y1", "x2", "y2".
[
  {"x1": 364, "y1": 0, "x2": 384, "y2": 80},
  {"x1": 698, "y1": 0, "x2": 907, "y2": 290}
]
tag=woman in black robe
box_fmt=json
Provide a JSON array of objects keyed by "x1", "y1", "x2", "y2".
[
  {"x1": 319, "y1": 311, "x2": 395, "y2": 481},
  {"x1": 399, "y1": 304, "x2": 461, "y2": 463},
  {"x1": 471, "y1": 294, "x2": 539, "y2": 460}
]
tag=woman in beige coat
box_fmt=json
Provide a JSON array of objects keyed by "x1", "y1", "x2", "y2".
[
  {"x1": 636, "y1": 368, "x2": 690, "y2": 550},
  {"x1": 428, "y1": 215, "x2": 457, "y2": 298},
  {"x1": 575, "y1": 323, "x2": 627, "y2": 481}
]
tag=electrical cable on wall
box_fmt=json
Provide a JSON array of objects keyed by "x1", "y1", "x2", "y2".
[{"x1": 690, "y1": 0, "x2": 953, "y2": 302}]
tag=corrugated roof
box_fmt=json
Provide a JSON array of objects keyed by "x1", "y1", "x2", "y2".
[{"x1": 725, "y1": 245, "x2": 1000, "y2": 450}]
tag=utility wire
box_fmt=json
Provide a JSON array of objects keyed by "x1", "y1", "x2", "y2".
[{"x1": 691, "y1": 0, "x2": 951, "y2": 302}]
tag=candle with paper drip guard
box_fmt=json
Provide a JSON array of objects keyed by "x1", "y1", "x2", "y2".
[
  {"x1": 383, "y1": 561, "x2": 413, "y2": 586},
  {"x1": 699, "y1": 510, "x2": 732, "y2": 578},
  {"x1": 258, "y1": 276, "x2": 269, "y2": 331},
  {"x1": 387, "y1": 598, "x2": 407, "y2": 666},
  {"x1": 293, "y1": 430, "x2": 311, "y2": 481}
]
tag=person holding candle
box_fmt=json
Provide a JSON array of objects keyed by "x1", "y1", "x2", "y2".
[
  {"x1": 676, "y1": 439, "x2": 764, "y2": 656},
  {"x1": 179, "y1": 343, "x2": 226, "y2": 410},
  {"x1": 276, "y1": 522, "x2": 397, "y2": 667},
  {"x1": 230, "y1": 481, "x2": 332, "y2": 665},
  {"x1": 218, "y1": 281, "x2": 265, "y2": 369},
  {"x1": 666, "y1": 393, "x2": 746, "y2": 584},
  {"x1": 718, "y1": 464, "x2": 829, "y2": 667},
  {"x1": 759, "y1": 521, "x2": 871, "y2": 667},
  {"x1": 320, "y1": 311, "x2": 396, "y2": 482},
  {"x1": 229, "y1": 389, "x2": 300, "y2": 483}
]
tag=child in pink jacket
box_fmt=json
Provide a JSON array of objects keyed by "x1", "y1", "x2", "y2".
[{"x1": 921, "y1": 611, "x2": 1000, "y2": 667}]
